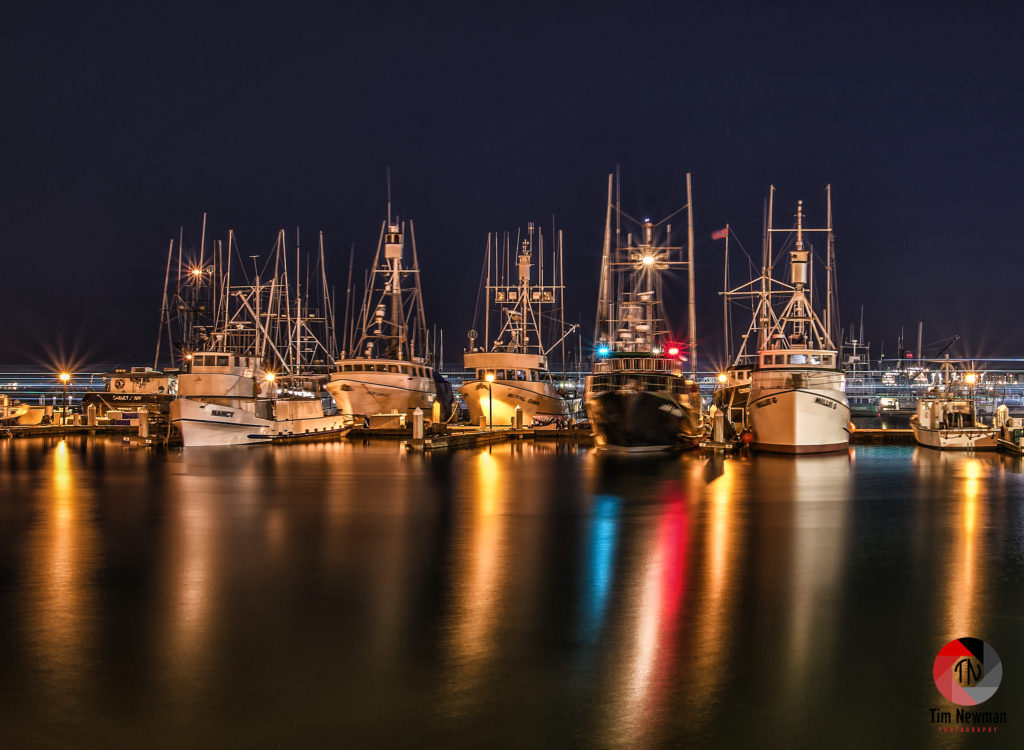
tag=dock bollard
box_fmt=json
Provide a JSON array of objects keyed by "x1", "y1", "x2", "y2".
[
  {"x1": 86, "y1": 404, "x2": 96, "y2": 426},
  {"x1": 514, "y1": 406, "x2": 524, "y2": 430},
  {"x1": 432, "y1": 400, "x2": 441, "y2": 424},
  {"x1": 413, "y1": 407, "x2": 424, "y2": 440},
  {"x1": 138, "y1": 407, "x2": 149, "y2": 439},
  {"x1": 479, "y1": 415, "x2": 487, "y2": 429},
  {"x1": 713, "y1": 410, "x2": 724, "y2": 443}
]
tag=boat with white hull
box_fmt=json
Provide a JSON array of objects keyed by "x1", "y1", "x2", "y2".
[
  {"x1": 910, "y1": 359, "x2": 997, "y2": 451},
  {"x1": 326, "y1": 208, "x2": 451, "y2": 421},
  {"x1": 461, "y1": 224, "x2": 575, "y2": 427},
  {"x1": 746, "y1": 188, "x2": 850, "y2": 453},
  {"x1": 584, "y1": 172, "x2": 704, "y2": 452},
  {"x1": 328, "y1": 358, "x2": 440, "y2": 417},
  {"x1": 0, "y1": 396, "x2": 45, "y2": 425},
  {"x1": 171, "y1": 394, "x2": 350, "y2": 447},
  {"x1": 171, "y1": 229, "x2": 350, "y2": 447},
  {"x1": 748, "y1": 368, "x2": 850, "y2": 453}
]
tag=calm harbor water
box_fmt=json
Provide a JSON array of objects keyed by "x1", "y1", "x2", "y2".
[{"x1": 1, "y1": 437, "x2": 1022, "y2": 748}]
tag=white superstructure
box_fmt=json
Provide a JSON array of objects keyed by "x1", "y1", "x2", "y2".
[
  {"x1": 326, "y1": 212, "x2": 448, "y2": 420},
  {"x1": 170, "y1": 229, "x2": 347, "y2": 447},
  {"x1": 910, "y1": 359, "x2": 997, "y2": 451},
  {"x1": 461, "y1": 224, "x2": 574, "y2": 427},
  {"x1": 746, "y1": 188, "x2": 850, "y2": 453}
]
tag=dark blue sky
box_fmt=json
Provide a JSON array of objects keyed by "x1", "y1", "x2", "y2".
[{"x1": 2, "y1": 1, "x2": 1021, "y2": 369}]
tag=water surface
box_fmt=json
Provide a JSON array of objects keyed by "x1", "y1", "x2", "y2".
[{"x1": 1, "y1": 437, "x2": 1022, "y2": 747}]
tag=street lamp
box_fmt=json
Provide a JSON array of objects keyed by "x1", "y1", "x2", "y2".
[
  {"x1": 485, "y1": 372, "x2": 495, "y2": 430},
  {"x1": 59, "y1": 371, "x2": 70, "y2": 424}
]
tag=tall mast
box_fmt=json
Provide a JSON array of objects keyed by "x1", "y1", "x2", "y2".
[
  {"x1": 155, "y1": 239, "x2": 174, "y2": 369},
  {"x1": 596, "y1": 173, "x2": 613, "y2": 343},
  {"x1": 686, "y1": 172, "x2": 696, "y2": 377},
  {"x1": 825, "y1": 184, "x2": 834, "y2": 343},
  {"x1": 558, "y1": 229, "x2": 566, "y2": 371},
  {"x1": 295, "y1": 227, "x2": 302, "y2": 372},
  {"x1": 722, "y1": 224, "x2": 730, "y2": 364},
  {"x1": 485, "y1": 233, "x2": 491, "y2": 350},
  {"x1": 761, "y1": 186, "x2": 775, "y2": 350}
]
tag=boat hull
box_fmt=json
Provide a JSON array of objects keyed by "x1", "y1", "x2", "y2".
[
  {"x1": 747, "y1": 386, "x2": 850, "y2": 453},
  {"x1": 911, "y1": 420, "x2": 998, "y2": 451},
  {"x1": 170, "y1": 398, "x2": 351, "y2": 447},
  {"x1": 584, "y1": 388, "x2": 703, "y2": 452},
  {"x1": 325, "y1": 372, "x2": 437, "y2": 417},
  {"x1": 460, "y1": 379, "x2": 566, "y2": 426}
]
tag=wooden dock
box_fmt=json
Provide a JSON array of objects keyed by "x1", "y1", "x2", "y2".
[
  {"x1": 850, "y1": 428, "x2": 914, "y2": 445},
  {"x1": 1, "y1": 424, "x2": 136, "y2": 439}
]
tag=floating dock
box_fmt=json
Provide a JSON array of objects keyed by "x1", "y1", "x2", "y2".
[
  {"x1": 850, "y1": 428, "x2": 914, "y2": 445},
  {"x1": 1, "y1": 424, "x2": 137, "y2": 439}
]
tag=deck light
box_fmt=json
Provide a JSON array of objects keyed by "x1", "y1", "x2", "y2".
[{"x1": 717, "y1": 372, "x2": 728, "y2": 384}]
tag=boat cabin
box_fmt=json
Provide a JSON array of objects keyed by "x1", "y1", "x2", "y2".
[
  {"x1": 336, "y1": 359, "x2": 433, "y2": 379},
  {"x1": 757, "y1": 349, "x2": 837, "y2": 369},
  {"x1": 190, "y1": 352, "x2": 262, "y2": 372},
  {"x1": 592, "y1": 355, "x2": 684, "y2": 377}
]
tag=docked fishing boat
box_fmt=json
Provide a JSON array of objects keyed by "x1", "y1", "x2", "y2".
[
  {"x1": 326, "y1": 209, "x2": 451, "y2": 420},
  {"x1": 584, "y1": 172, "x2": 704, "y2": 452},
  {"x1": 0, "y1": 396, "x2": 45, "y2": 425},
  {"x1": 910, "y1": 359, "x2": 996, "y2": 451},
  {"x1": 81, "y1": 367, "x2": 178, "y2": 415},
  {"x1": 171, "y1": 354, "x2": 350, "y2": 446},
  {"x1": 746, "y1": 188, "x2": 850, "y2": 453},
  {"x1": 171, "y1": 230, "x2": 352, "y2": 446},
  {"x1": 461, "y1": 223, "x2": 576, "y2": 427}
]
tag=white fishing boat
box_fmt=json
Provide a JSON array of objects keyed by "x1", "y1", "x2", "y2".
[
  {"x1": 0, "y1": 396, "x2": 45, "y2": 425},
  {"x1": 910, "y1": 359, "x2": 997, "y2": 451},
  {"x1": 461, "y1": 223, "x2": 576, "y2": 427},
  {"x1": 171, "y1": 230, "x2": 351, "y2": 447},
  {"x1": 326, "y1": 204, "x2": 451, "y2": 421},
  {"x1": 171, "y1": 360, "x2": 350, "y2": 446},
  {"x1": 746, "y1": 187, "x2": 850, "y2": 453},
  {"x1": 584, "y1": 172, "x2": 704, "y2": 452}
]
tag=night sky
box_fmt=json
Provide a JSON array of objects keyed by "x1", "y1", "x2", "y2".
[{"x1": 3, "y1": 1, "x2": 1022, "y2": 370}]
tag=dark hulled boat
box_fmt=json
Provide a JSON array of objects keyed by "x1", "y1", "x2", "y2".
[{"x1": 583, "y1": 172, "x2": 704, "y2": 452}]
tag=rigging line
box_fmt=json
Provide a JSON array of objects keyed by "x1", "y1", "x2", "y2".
[
  {"x1": 726, "y1": 229, "x2": 759, "y2": 272},
  {"x1": 653, "y1": 202, "x2": 689, "y2": 227},
  {"x1": 614, "y1": 206, "x2": 646, "y2": 228}
]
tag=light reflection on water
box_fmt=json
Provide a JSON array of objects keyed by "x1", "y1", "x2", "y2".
[{"x1": 0, "y1": 438, "x2": 1023, "y2": 747}]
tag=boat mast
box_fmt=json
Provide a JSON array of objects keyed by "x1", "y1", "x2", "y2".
[
  {"x1": 558, "y1": 228, "x2": 566, "y2": 372},
  {"x1": 485, "y1": 232, "x2": 491, "y2": 350},
  {"x1": 154, "y1": 239, "x2": 174, "y2": 369},
  {"x1": 686, "y1": 172, "x2": 696, "y2": 377},
  {"x1": 761, "y1": 186, "x2": 775, "y2": 351},
  {"x1": 596, "y1": 173, "x2": 613, "y2": 344},
  {"x1": 722, "y1": 224, "x2": 730, "y2": 363},
  {"x1": 825, "y1": 184, "x2": 834, "y2": 344}
]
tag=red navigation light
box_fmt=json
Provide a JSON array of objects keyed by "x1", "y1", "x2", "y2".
[
  {"x1": 667, "y1": 346, "x2": 680, "y2": 357},
  {"x1": 905, "y1": 352, "x2": 914, "y2": 358}
]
